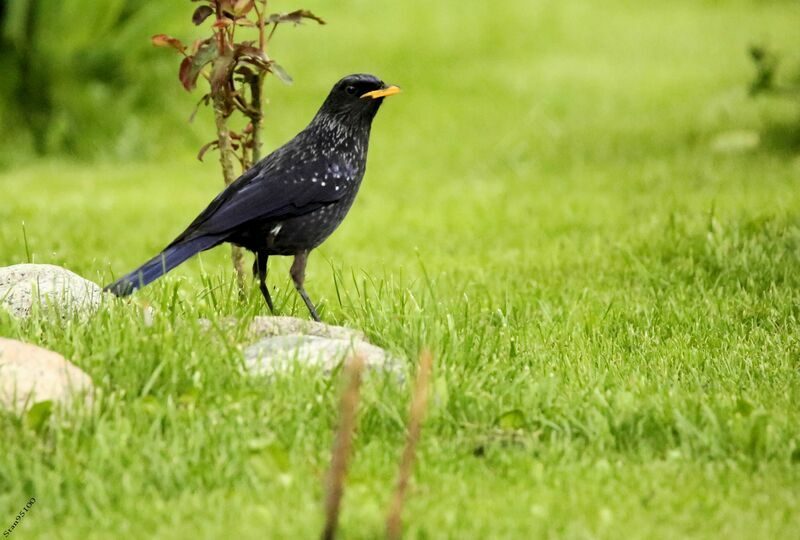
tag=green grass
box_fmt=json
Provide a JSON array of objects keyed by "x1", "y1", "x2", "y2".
[{"x1": 2, "y1": 0, "x2": 800, "y2": 538}]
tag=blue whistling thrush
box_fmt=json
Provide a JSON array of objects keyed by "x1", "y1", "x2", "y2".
[{"x1": 104, "y1": 74, "x2": 400, "y2": 321}]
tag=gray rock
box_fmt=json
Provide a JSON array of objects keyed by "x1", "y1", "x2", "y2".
[
  {"x1": 0, "y1": 264, "x2": 103, "y2": 319},
  {"x1": 246, "y1": 316, "x2": 366, "y2": 341},
  {"x1": 243, "y1": 334, "x2": 402, "y2": 377},
  {"x1": 198, "y1": 315, "x2": 366, "y2": 342},
  {"x1": 198, "y1": 315, "x2": 401, "y2": 378},
  {"x1": 0, "y1": 338, "x2": 93, "y2": 412}
]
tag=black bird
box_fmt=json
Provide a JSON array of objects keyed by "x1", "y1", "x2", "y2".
[{"x1": 104, "y1": 73, "x2": 400, "y2": 321}]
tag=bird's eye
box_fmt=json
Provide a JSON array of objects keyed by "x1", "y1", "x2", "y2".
[{"x1": 345, "y1": 85, "x2": 357, "y2": 95}]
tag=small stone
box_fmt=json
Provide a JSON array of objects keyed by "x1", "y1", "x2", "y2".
[
  {"x1": 0, "y1": 264, "x2": 103, "y2": 319},
  {"x1": 243, "y1": 334, "x2": 402, "y2": 377},
  {"x1": 0, "y1": 338, "x2": 93, "y2": 412}
]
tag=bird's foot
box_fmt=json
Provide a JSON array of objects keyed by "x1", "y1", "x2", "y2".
[{"x1": 296, "y1": 286, "x2": 321, "y2": 321}]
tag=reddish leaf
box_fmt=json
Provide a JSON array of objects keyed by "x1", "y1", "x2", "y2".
[
  {"x1": 179, "y1": 56, "x2": 196, "y2": 91},
  {"x1": 217, "y1": 0, "x2": 237, "y2": 18},
  {"x1": 213, "y1": 17, "x2": 234, "y2": 28},
  {"x1": 152, "y1": 34, "x2": 185, "y2": 52},
  {"x1": 197, "y1": 139, "x2": 219, "y2": 161},
  {"x1": 192, "y1": 5, "x2": 214, "y2": 25},
  {"x1": 267, "y1": 9, "x2": 326, "y2": 25},
  {"x1": 181, "y1": 42, "x2": 219, "y2": 92},
  {"x1": 234, "y1": 0, "x2": 255, "y2": 16}
]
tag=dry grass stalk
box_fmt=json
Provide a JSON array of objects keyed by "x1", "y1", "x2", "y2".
[
  {"x1": 385, "y1": 350, "x2": 434, "y2": 540},
  {"x1": 321, "y1": 354, "x2": 366, "y2": 540}
]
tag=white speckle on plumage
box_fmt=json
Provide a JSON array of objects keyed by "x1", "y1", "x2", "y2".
[{"x1": 211, "y1": 75, "x2": 388, "y2": 281}]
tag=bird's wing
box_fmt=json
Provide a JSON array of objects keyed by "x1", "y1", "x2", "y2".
[{"x1": 169, "y1": 141, "x2": 353, "y2": 246}]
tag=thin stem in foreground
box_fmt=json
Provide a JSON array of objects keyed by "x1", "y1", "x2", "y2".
[
  {"x1": 386, "y1": 350, "x2": 434, "y2": 540},
  {"x1": 321, "y1": 354, "x2": 365, "y2": 540}
]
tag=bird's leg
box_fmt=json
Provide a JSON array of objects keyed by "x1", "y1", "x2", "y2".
[
  {"x1": 252, "y1": 251, "x2": 274, "y2": 313},
  {"x1": 290, "y1": 250, "x2": 321, "y2": 322}
]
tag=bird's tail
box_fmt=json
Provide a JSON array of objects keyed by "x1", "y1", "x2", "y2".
[{"x1": 103, "y1": 235, "x2": 223, "y2": 296}]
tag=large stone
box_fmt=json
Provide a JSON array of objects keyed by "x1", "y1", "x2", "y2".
[
  {"x1": 198, "y1": 315, "x2": 366, "y2": 342},
  {"x1": 243, "y1": 334, "x2": 402, "y2": 377},
  {"x1": 198, "y1": 315, "x2": 403, "y2": 378},
  {"x1": 0, "y1": 264, "x2": 103, "y2": 319},
  {"x1": 247, "y1": 316, "x2": 366, "y2": 341},
  {"x1": 0, "y1": 338, "x2": 93, "y2": 412}
]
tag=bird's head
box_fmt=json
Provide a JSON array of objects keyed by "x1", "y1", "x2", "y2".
[{"x1": 318, "y1": 74, "x2": 401, "y2": 124}]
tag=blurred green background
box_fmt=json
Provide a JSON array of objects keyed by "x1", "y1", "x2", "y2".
[
  {"x1": 3, "y1": 0, "x2": 796, "y2": 165},
  {"x1": 1, "y1": 1, "x2": 800, "y2": 538}
]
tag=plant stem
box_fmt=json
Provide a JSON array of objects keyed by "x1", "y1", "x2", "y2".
[
  {"x1": 250, "y1": 1, "x2": 267, "y2": 163},
  {"x1": 321, "y1": 355, "x2": 365, "y2": 540},
  {"x1": 213, "y1": 0, "x2": 225, "y2": 53},
  {"x1": 386, "y1": 351, "x2": 434, "y2": 540},
  {"x1": 212, "y1": 98, "x2": 247, "y2": 294},
  {"x1": 256, "y1": 1, "x2": 266, "y2": 50},
  {"x1": 211, "y1": 0, "x2": 246, "y2": 294},
  {"x1": 249, "y1": 74, "x2": 265, "y2": 162}
]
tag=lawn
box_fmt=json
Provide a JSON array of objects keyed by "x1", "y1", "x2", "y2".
[{"x1": 2, "y1": 0, "x2": 800, "y2": 538}]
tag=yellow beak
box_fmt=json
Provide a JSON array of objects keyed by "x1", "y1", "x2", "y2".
[{"x1": 361, "y1": 85, "x2": 402, "y2": 99}]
